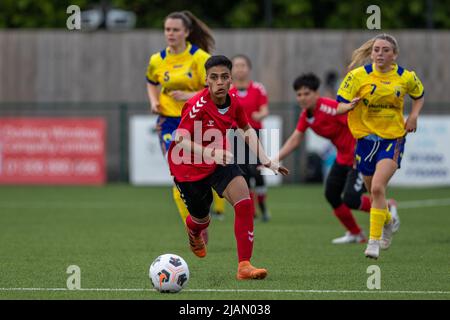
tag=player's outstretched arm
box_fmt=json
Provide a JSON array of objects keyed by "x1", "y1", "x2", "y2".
[
  {"x1": 276, "y1": 130, "x2": 304, "y2": 162},
  {"x1": 241, "y1": 124, "x2": 289, "y2": 176},
  {"x1": 263, "y1": 161, "x2": 289, "y2": 176},
  {"x1": 336, "y1": 97, "x2": 360, "y2": 114}
]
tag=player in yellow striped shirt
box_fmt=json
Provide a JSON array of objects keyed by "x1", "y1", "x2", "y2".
[
  {"x1": 146, "y1": 11, "x2": 225, "y2": 240},
  {"x1": 336, "y1": 33, "x2": 425, "y2": 259}
]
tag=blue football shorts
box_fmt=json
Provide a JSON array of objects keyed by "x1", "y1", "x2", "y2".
[{"x1": 355, "y1": 135, "x2": 406, "y2": 176}]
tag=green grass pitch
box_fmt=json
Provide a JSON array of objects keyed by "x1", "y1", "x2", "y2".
[{"x1": 0, "y1": 184, "x2": 449, "y2": 300}]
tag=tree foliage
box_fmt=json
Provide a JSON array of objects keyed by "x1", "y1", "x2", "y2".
[{"x1": 1, "y1": 0, "x2": 449, "y2": 29}]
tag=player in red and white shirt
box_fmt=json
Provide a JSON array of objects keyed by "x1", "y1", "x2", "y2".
[
  {"x1": 274, "y1": 73, "x2": 378, "y2": 244},
  {"x1": 168, "y1": 55, "x2": 288, "y2": 280},
  {"x1": 229, "y1": 54, "x2": 270, "y2": 222}
]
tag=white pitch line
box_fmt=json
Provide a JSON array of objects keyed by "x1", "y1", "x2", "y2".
[
  {"x1": 0, "y1": 288, "x2": 449, "y2": 295},
  {"x1": 185, "y1": 289, "x2": 450, "y2": 294},
  {"x1": 397, "y1": 198, "x2": 450, "y2": 209}
]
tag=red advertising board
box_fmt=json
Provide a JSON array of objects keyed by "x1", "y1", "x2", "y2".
[{"x1": 0, "y1": 118, "x2": 106, "y2": 184}]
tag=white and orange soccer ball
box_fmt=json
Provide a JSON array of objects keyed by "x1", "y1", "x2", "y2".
[{"x1": 149, "y1": 253, "x2": 190, "y2": 293}]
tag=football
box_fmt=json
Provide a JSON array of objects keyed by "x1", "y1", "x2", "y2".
[{"x1": 149, "y1": 253, "x2": 190, "y2": 293}]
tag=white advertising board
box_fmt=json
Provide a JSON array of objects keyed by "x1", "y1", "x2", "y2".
[
  {"x1": 391, "y1": 115, "x2": 450, "y2": 186},
  {"x1": 129, "y1": 115, "x2": 172, "y2": 185}
]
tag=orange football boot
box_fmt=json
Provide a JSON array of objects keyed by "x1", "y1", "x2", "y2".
[
  {"x1": 187, "y1": 227, "x2": 207, "y2": 258},
  {"x1": 236, "y1": 261, "x2": 267, "y2": 280}
]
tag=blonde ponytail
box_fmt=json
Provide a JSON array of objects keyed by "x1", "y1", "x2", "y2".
[
  {"x1": 348, "y1": 38, "x2": 375, "y2": 71},
  {"x1": 348, "y1": 33, "x2": 399, "y2": 71}
]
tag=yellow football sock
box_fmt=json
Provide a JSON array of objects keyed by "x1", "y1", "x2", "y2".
[
  {"x1": 213, "y1": 190, "x2": 225, "y2": 214},
  {"x1": 369, "y1": 207, "x2": 387, "y2": 240},
  {"x1": 172, "y1": 186, "x2": 189, "y2": 224}
]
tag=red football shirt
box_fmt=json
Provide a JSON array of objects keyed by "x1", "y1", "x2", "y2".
[
  {"x1": 168, "y1": 88, "x2": 249, "y2": 182},
  {"x1": 229, "y1": 81, "x2": 268, "y2": 130},
  {"x1": 296, "y1": 97, "x2": 356, "y2": 166}
]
